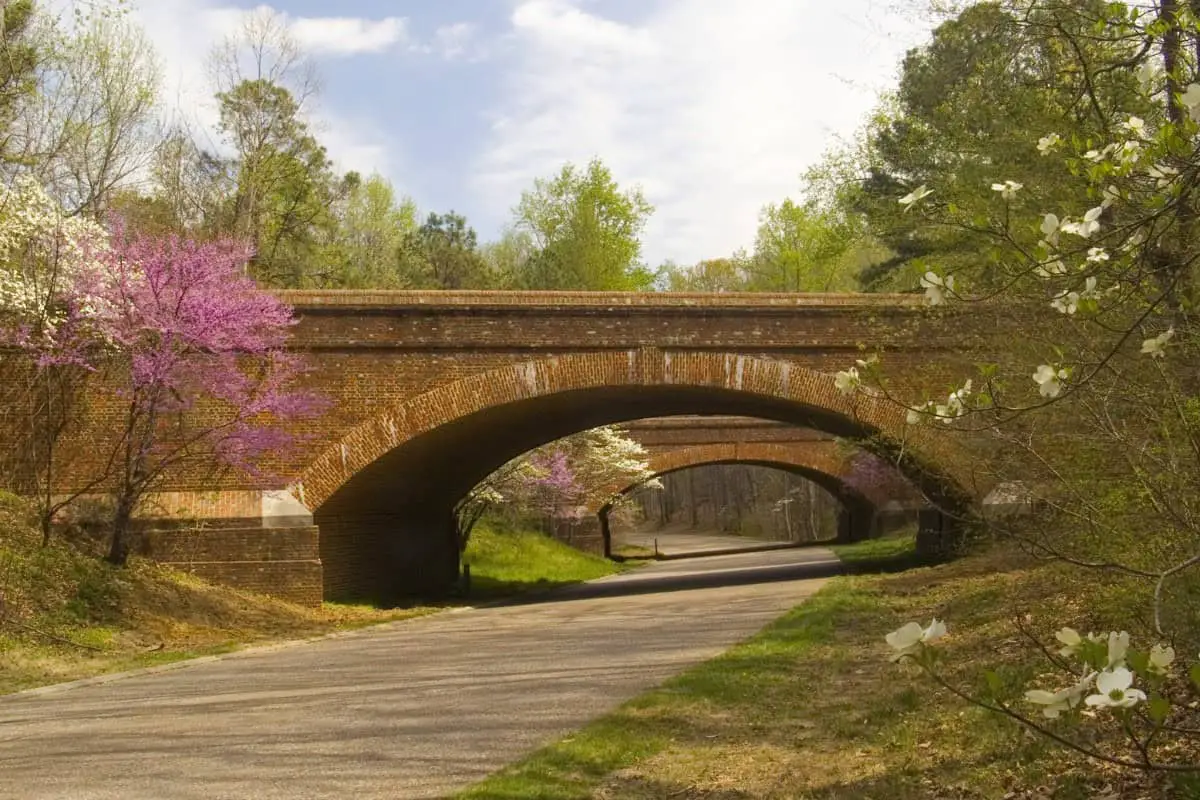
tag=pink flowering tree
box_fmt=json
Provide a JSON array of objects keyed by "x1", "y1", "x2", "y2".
[
  {"x1": 522, "y1": 451, "x2": 586, "y2": 520},
  {"x1": 457, "y1": 425, "x2": 656, "y2": 547},
  {"x1": 78, "y1": 226, "x2": 324, "y2": 565}
]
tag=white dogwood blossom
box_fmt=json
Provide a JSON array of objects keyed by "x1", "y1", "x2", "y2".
[
  {"x1": 920, "y1": 271, "x2": 954, "y2": 305},
  {"x1": 898, "y1": 184, "x2": 934, "y2": 211},
  {"x1": 1051, "y1": 276, "x2": 1101, "y2": 316},
  {"x1": 1141, "y1": 327, "x2": 1174, "y2": 358},
  {"x1": 1147, "y1": 163, "x2": 1178, "y2": 188},
  {"x1": 0, "y1": 175, "x2": 109, "y2": 326},
  {"x1": 1085, "y1": 667, "x2": 1146, "y2": 709},
  {"x1": 906, "y1": 403, "x2": 931, "y2": 425},
  {"x1": 834, "y1": 366, "x2": 861, "y2": 396},
  {"x1": 1120, "y1": 116, "x2": 1147, "y2": 137},
  {"x1": 1106, "y1": 631, "x2": 1130, "y2": 668},
  {"x1": 1035, "y1": 259, "x2": 1068, "y2": 279},
  {"x1": 1147, "y1": 644, "x2": 1175, "y2": 675},
  {"x1": 1033, "y1": 364, "x2": 1069, "y2": 398},
  {"x1": 1040, "y1": 213, "x2": 1061, "y2": 246},
  {"x1": 886, "y1": 619, "x2": 947, "y2": 662},
  {"x1": 1118, "y1": 140, "x2": 1142, "y2": 166},
  {"x1": 1056, "y1": 627, "x2": 1085, "y2": 658},
  {"x1": 1025, "y1": 672, "x2": 1096, "y2": 719},
  {"x1": 933, "y1": 380, "x2": 973, "y2": 424},
  {"x1": 1037, "y1": 133, "x2": 1062, "y2": 154},
  {"x1": 991, "y1": 180, "x2": 1023, "y2": 200}
]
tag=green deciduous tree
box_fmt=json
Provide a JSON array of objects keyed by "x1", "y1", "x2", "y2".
[
  {"x1": 0, "y1": 0, "x2": 40, "y2": 157},
  {"x1": 746, "y1": 199, "x2": 861, "y2": 292},
  {"x1": 513, "y1": 158, "x2": 654, "y2": 290},
  {"x1": 216, "y1": 78, "x2": 344, "y2": 286},
  {"x1": 325, "y1": 172, "x2": 418, "y2": 288},
  {"x1": 656, "y1": 255, "x2": 752, "y2": 292},
  {"x1": 822, "y1": 0, "x2": 1149, "y2": 290}
]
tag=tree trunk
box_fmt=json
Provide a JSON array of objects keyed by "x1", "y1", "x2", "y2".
[
  {"x1": 807, "y1": 481, "x2": 819, "y2": 541},
  {"x1": 687, "y1": 468, "x2": 698, "y2": 528},
  {"x1": 107, "y1": 493, "x2": 135, "y2": 565}
]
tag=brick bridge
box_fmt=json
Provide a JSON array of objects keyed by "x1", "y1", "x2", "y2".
[
  {"x1": 99, "y1": 291, "x2": 980, "y2": 605},
  {"x1": 563, "y1": 416, "x2": 928, "y2": 556}
]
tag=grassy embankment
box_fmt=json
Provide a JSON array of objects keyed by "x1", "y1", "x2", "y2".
[
  {"x1": 456, "y1": 532, "x2": 1200, "y2": 800},
  {"x1": 462, "y1": 516, "x2": 627, "y2": 599},
  {"x1": 0, "y1": 495, "x2": 621, "y2": 695}
]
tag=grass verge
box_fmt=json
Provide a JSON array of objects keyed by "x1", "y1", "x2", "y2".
[
  {"x1": 463, "y1": 517, "x2": 625, "y2": 599},
  {"x1": 455, "y1": 535, "x2": 1198, "y2": 800}
]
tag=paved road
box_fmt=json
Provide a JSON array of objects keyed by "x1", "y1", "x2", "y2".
[
  {"x1": 613, "y1": 526, "x2": 805, "y2": 556},
  {"x1": 0, "y1": 547, "x2": 840, "y2": 800}
]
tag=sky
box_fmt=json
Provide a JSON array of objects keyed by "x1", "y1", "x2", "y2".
[{"x1": 130, "y1": 0, "x2": 936, "y2": 266}]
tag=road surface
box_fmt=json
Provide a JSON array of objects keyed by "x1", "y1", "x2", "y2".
[
  {"x1": 0, "y1": 546, "x2": 840, "y2": 800},
  {"x1": 613, "y1": 525, "x2": 810, "y2": 556}
]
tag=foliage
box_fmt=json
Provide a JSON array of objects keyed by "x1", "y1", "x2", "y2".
[
  {"x1": 514, "y1": 157, "x2": 655, "y2": 290},
  {"x1": 456, "y1": 426, "x2": 656, "y2": 548},
  {"x1": 0, "y1": 0, "x2": 40, "y2": 156},
  {"x1": 402, "y1": 211, "x2": 494, "y2": 289},
  {"x1": 1, "y1": 196, "x2": 324, "y2": 564},
  {"x1": 324, "y1": 172, "x2": 418, "y2": 288},
  {"x1": 216, "y1": 78, "x2": 344, "y2": 286},
  {"x1": 655, "y1": 255, "x2": 751, "y2": 292},
  {"x1": 744, "y1": 198, "x2": 862, "y2": 291},
  {"x1": 827, "y1": 0, "x2": 1200, "y2": 776},
  {"x1": 0, "y1": 175, "x2": 110, "y2": 540},
  {"x1": 814, "y1": 0, "x2": 1150, "y2": 290},
  {"x1": 83, "y1": 227, "x2": 324, "y2": 563}
]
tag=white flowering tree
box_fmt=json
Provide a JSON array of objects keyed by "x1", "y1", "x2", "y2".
[
  {"x1": 0, "y1": 175, "x2": 111, "y2": 542},
  {"x1": 828, "y1": 0, "x2": 1200, "y2": 776},
  {"x1": 456, "y1": 425, "x2": 658, "y2": 547}
]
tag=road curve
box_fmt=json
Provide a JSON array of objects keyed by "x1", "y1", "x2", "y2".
[{"x1": 0, "y1": 546, "x2": 840, "y2": 800}]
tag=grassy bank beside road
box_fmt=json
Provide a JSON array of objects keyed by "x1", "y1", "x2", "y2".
[
  {"x1": 457, "y1": 534, "x2": 1198, "y2": 799},
  {"x1": 0, "y1": 497, "x2": 622, "y2": 695},
  {"x1": 463, "y1": 517, "x2": 626, "y2": 599}
]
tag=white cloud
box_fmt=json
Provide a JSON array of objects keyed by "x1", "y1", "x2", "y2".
[
  {"x1": 475, "y1": 0, "x2": 933, "y2": 265},
  {"x1": 433, "y1": 22, "x2": 481, "y2": 61},
  {"x1": 130, "y1": 0, "x2": 405, "y2": 179},
  {"x1": 311, "y1": 112, "x2": 396, "y2": 179},
  {"x1": 289, "y1": 16, "x2": 410, "y2": 56}
]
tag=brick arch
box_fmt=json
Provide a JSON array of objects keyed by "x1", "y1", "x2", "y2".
[
  {"x1": 592, "y1": 441, "x2": 902, "y2": 513},
  {"x1": 294, "y1": 349, "x2": 968, "y2": 514}
]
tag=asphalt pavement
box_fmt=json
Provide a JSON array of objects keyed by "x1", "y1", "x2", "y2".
[{"x1": 0, "y1": 546, "x2": 840, "y2": 800}]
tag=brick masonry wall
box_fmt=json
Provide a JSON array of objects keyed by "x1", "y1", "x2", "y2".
[
  {"x1": 24, "y1": 291, "x2": 982, "y2": 604},
  {"x1": 136, "y1": 526, "x2": 322, "y2": 606}
]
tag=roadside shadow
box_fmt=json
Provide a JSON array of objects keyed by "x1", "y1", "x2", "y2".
[{"x1": 481, "y1": 555, "x2": 846, "y2": 608}]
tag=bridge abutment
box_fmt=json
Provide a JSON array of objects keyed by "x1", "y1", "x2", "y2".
[{"x1": 317, "y1": 511, "x2": 460, "y2": 604}]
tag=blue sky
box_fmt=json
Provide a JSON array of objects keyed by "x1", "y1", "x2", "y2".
[{"x1": 133, "y1": 0, "x2": 935, "y2": 266}]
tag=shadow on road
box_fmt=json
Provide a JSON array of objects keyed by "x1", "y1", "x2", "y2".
[{"x1": 482, "y1": 554, "x2": 845, "y2": 608}]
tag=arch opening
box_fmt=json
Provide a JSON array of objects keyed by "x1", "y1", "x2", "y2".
[
  {"x1": 307, "y1": 358, "x2": 972, "y2": 604},
  {"x1": 599, "y1": 457, "x2": 918, "y2": 559}
]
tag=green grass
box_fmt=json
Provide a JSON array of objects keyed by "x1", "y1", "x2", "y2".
[
  {"x1": 455, "y1": 540, "x2": 1198, "y2": 799},
  {"x1": 463, "y1": 518, "x2": 625, "y2": 599},
  {"x1": 829, "y1": 530, "x2": 925, "y2": 572}
]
